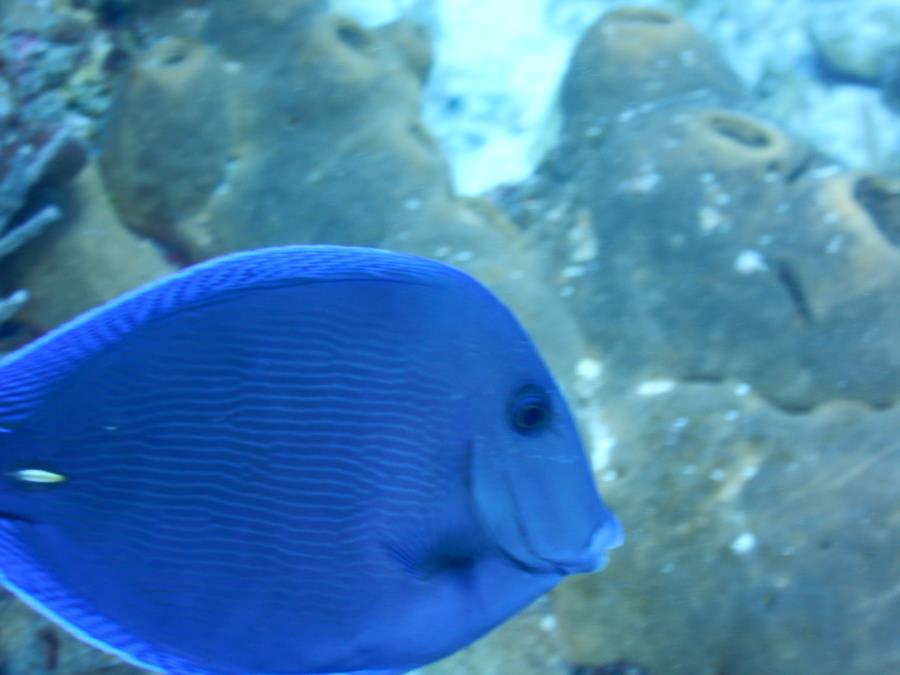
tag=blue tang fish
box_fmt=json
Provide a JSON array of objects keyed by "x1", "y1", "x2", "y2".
[{"x1": 0, "y1": 246, "x2": 621, "y2": 674}]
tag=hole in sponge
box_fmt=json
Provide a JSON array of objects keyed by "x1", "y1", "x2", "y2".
[
  {"x1": 706, "y1": 112, "x2": 773, "y2": 149},
  {"x1": 854, "y1": 174, "x2": 900, "y2": 247},
  {"x1": 610, "y1": 8, "x2": 676, "y2": 25},
  {"x1": 335, "y1": 20, "x2": 372, "y2": 51}
]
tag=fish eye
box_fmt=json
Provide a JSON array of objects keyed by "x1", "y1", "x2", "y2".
[{"x1": 509, "y1": 386, "x2": 552, "y2": 435}]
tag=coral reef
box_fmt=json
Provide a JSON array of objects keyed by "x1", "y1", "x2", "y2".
[
  {"x1": 0, "y1": 127, "x2": 75, "y2": 325},
  {"x1": 331, "y1": 0, "x2": 900, "y2": 190},
  {"x1": 556, "y1": 384, "x2": 899, "y2": 675},
  {"x1": 505, "y1": 7, "x2": 900, "y2": 412},
  {"x1": 0, "y1": 0, "x2": 122, "y2": 138},
  {"x1": 498, "y1": 8, "x2": 900, "y2": 674},
  {"x1": 3, "y1": 163, "x2": 173, "y2": 332},
  {"x1": 99, "y1": 0, "x2": 456, "y2": 258},
  {"x1": 0, "y1": 0, "x2": 144, "y2": 340}
]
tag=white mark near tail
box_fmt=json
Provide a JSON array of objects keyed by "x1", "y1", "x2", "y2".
[{"x1": 11, "y1": 469, "x2": 67, "y2": 484}]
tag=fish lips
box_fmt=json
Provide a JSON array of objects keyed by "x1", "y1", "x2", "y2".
[
  {"x1": 470, "y1": 440, "x2": 623, "y2": 577},
  {"x1": 553, "y1": 513, "x2": 624, "y2": 575},
  {"x1": 501, "y1": 506, "x2": 623, "y2": 576}
]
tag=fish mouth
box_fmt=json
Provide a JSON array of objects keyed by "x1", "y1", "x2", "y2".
[
  {"x1": 578, "y1": 515, "x2": 624, "y2": 573},
  {"x1": 533, "y1": 514, "x2": 624, "y2": 576}
]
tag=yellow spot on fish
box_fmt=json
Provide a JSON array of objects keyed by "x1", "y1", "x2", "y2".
[{"x1": 11, "y1": 469, "x2": 67, "y2": 484}]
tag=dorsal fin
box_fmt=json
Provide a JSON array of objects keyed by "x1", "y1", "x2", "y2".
[{"x1": 0, "y1": 246, "x2": 462, "y2": 426}]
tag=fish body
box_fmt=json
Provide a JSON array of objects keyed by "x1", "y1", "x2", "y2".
[{"x1": 0, "y1": 246, "x2": 620, "y2": 674}]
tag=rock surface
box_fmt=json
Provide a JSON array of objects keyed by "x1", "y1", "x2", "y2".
[{"x1": 555, "y1": 383, "x2": 900, "y2": 675}]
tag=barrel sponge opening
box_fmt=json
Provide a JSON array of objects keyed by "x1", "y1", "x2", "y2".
[
  {"x1": 691, "y1": 109, "x2": 791, "y2": 171},
  {"x1": 598, "y1": 8, "x2": 693, "y2": 62},
  {"x1": 99, "y1": 37, "x2": 229, "y2": 244},
  {"x1": 333, "y1": 17, "x2": 373, "y2": 51},
  {"x1": 813, "y1": 172, "x2": 900, "y2": 293},
  {"x1": 135, "y1": 37, "x2": 213, "y2": 91},
  {"x1": 853, "y1": 174, "x2": 900, "y2": 247},
  {"x1": 605, "y1": 7, "x2": 677, "y2": 26},
  {"x1": 561, "y1": 9, "x2": 741, "y2": 122},
  {"x1": 705, "y1": 111, "x2": 774, "y2": 149}
]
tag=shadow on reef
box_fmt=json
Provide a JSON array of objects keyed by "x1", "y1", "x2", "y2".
[{"x1": 0, "y1": 3, "x2": 897, "y2": 675}]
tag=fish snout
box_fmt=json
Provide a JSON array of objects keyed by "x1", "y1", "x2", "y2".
[{"x1": 558, "y1": 514, "x2": 624, "y2": 575}]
